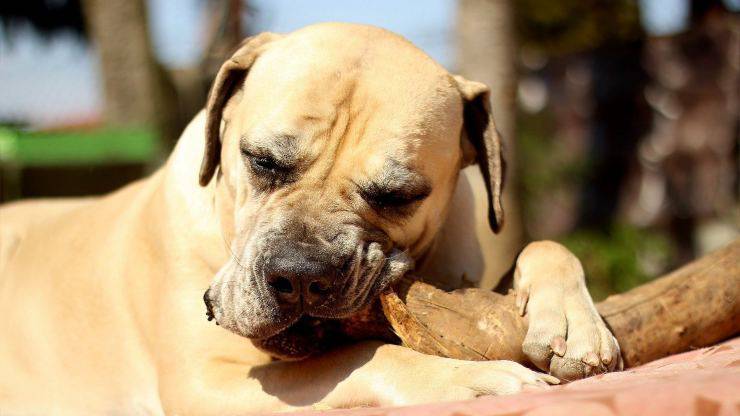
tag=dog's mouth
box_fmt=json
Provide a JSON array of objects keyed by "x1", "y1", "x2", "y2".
[
  {"x1": 203, "y1": 290, "x2": 393, "y2": 360},
  {"x1": 250, "y1": 315, "x2": 343, "y2": 360},
  {"x1": 204, "y1": 285, "x2": 398, "y2": 360},
  {"x1": 249, "y1": 297, "x2": 398, "y2": 360}
]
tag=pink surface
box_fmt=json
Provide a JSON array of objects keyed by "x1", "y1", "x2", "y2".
[{"x1": 299, "y1": 337, "x2": 740, "y2": 416}]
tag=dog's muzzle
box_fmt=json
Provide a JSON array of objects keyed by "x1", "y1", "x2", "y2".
[{"x1": 202, "y1": 225, "x2": 414, "y2": 356}]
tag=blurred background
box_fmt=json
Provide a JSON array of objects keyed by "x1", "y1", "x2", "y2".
[{"x1": 1, "y1": 0, "x2": 738, "y2": 299}]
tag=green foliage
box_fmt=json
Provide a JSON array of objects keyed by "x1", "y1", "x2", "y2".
[
  {"x1": 517, "y1": 112, "x2": 590, "y2": 225},
  {"x1": 517, "y1": 113, "x2": 675, "y2": 301},
  {"x1": 561, "y1": 225, "x2": 675, "y2": 301},
  {"x1": 516, "y1": 0, "x2": 643, "y2": 55}
]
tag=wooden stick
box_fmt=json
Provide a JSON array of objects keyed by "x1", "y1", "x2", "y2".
[{"x1": 379, "y1": 240, "x2": 740, "y2": 368}]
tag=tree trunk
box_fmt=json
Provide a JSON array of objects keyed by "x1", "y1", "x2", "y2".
[
  {"x1": 81, "y1": 0, "x2": 179, "y2": 146},
  {"x1": 456, "y1": 0, "x2": 524, "y2": 288}
]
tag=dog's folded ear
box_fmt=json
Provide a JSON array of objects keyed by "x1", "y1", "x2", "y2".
[
  {"x1": 199, "y1": 32, "x2": 282, "y2": 186},
  {"x1": 453, "y1": 75, "x2": 506, "y2": 234}
]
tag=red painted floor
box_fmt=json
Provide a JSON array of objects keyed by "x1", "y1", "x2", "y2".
[{"x1": 295, "y1": 337, "x2": 740, "y2": 416}]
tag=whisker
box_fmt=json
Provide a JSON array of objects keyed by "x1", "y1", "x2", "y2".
[
  {"x1": 386, "y1": 248, "x2": 412, "y2": 261},
  {"x1": 220, "y1": 230, "x2": 249, "y2": 270}
]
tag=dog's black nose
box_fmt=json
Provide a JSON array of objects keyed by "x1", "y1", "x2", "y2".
[{"x1": 265, "y1": 248, "x2": 335, "y2": 307}]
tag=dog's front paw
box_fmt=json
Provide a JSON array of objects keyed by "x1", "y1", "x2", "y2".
[
  {"x1": 389, "y1": 358, "x2": 558, "y2": 406},
  {"x1": 449, "y1": 359, "x2": 560, "y2": 397},
  {"x1": 515, "y1": 241, "x2": 623, "y2": 381}
]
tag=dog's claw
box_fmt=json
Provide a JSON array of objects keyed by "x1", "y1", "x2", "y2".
[
  {"x1": 550, "y1": 336, "x2": 567, "y2": 357},
  {"x1": 542, "y1": 374, "x2": 561, "y2": 385},
  {"x1": 583, "y1": 351, "x2": 601, "y2": 367}
]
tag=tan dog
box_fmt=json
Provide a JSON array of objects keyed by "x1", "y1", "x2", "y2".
[{"x1": 0, "y1": 23, "x2": 620, "y2": 414}]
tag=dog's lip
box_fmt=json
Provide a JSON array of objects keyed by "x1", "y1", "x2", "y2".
[
  {"x1": 203, "y1": 287, "x2": 304, "y2": 338},
  {"x1": 254, "y1": 297, "x2": 368, "y2": 341},
  {"x1": 252, "y1": 314, "x2": 343, "y2": 360},
  {"x1": 255, "y1": 314, "x2": 312, "y2": 340},
  {"x1": 254, "y1": 311, "x2": 333, "y2": 339},
  {"x1": 203, "y1": 289, "x2": 217, "y2": 323},
  {"x1": 252, "y1": 314, "x2": 302, "y2": 339}
]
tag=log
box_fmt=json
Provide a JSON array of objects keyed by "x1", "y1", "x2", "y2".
[{"x1": 379, "y1": 240, "x2": 740, "y2": 368}]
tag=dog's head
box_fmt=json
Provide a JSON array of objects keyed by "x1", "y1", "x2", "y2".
[{"x1": 201, "y1": 23, "x2": 504, "y2": 357}]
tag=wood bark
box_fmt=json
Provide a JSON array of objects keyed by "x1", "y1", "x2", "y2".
[{"x1": 379, "y1": 239, "x2": 740, "y2": 368}]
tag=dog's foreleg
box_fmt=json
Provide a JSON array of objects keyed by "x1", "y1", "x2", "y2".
[{"x1": 514, "y1": 240, "x2": 622, "y2": 380}]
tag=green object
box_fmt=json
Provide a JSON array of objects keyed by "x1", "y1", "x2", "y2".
[
  {"x1": 517, "y1": 0, "x2": 643, "y2": 55},
  {"x1": 562, "y1": 225, "x2": 675, "y2": 301},
  {"x1": 0, "y1": 127, "x2": 161, "y2": 167}
]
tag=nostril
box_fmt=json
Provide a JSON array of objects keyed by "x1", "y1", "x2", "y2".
[
  {"x1": 308, "y1": 280, "x2": 330, "y2": 295},
  {"x1": 269, "y1": 276, "x2": 295, "y2": 294}
]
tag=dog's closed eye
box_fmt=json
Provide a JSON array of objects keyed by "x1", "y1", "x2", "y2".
[
  {"x1": 240, "y1": 135, "x2": 300, "y2": 182},
  {"x1": 241, "y1": 146, "x2": 297, "y2": 188},
  {"x1": 357, "y1": 159, "x2": 432, "y2": 214},
  {"x1": 244, "y1": 150, "x2": 290, "y2": 174},
  {"x1": 356, "y1": 180, "x2": 431, "y2": 221},
  {"x1": 360, "y1": 184, "x2": 430, "y2": 210}
]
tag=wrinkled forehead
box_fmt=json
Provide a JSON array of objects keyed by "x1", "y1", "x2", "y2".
[{"x1": 232, "y1": 30, "x2": 464, "y2": 179}]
